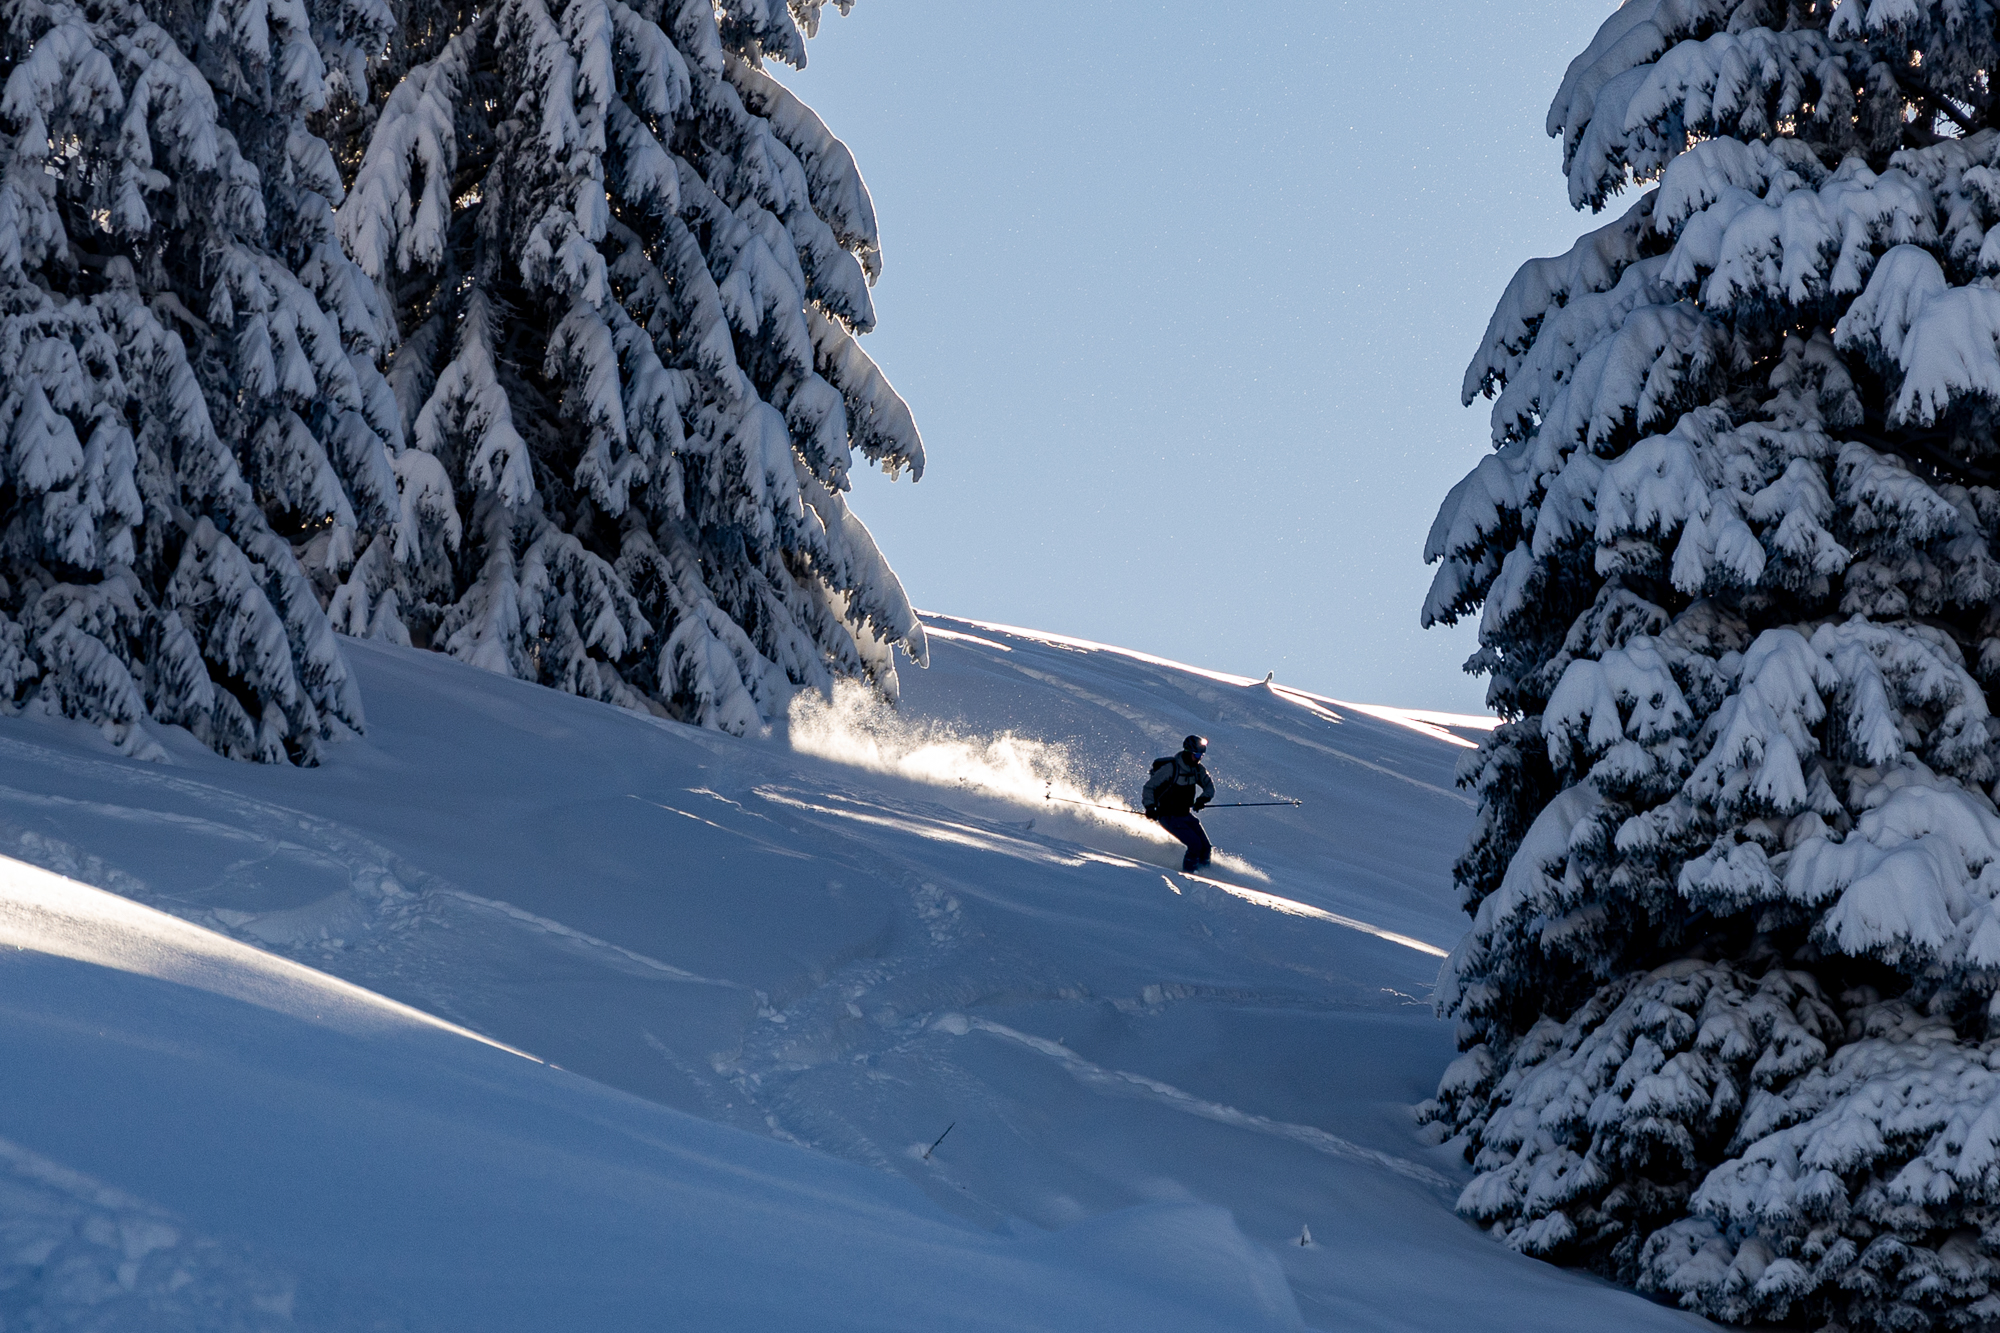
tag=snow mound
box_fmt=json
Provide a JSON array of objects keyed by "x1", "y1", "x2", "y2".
[{"x1": 0, "y1": 856, "x2": 1307, "y2": 1332}]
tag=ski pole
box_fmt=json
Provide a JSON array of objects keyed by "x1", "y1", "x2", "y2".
[
  {"x1": 1044, "y1": 793, "x2": 1140, "y2": 814},
  {"x1": 923, "y1": 1122, "x2": 955, "y2": 1159},
  {"x1": 1201, "y1": 800, "x2": 1304, "y2": 809}
]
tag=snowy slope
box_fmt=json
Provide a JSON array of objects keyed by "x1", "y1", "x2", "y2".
[{"x1": 0, "y1": 614, "x2": 1717, "y2": 1331}]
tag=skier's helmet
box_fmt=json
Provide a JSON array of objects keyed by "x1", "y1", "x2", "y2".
[{"x1": 1182, "y1": 735, "x2": 1208, "y2": 756}]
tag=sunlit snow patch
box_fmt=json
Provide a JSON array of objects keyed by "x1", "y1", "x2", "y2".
[
  {"x1": 1178, "y1": 872, "x2": 1450, "y2": 958},
  {"x1": 0, "y1": 853, "x2": 534, "y2": 1056},
  {"x1": 1319, "y1": 702, "x2": 1499, "y2": 749}
]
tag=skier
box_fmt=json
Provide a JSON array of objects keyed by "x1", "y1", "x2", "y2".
[{"x1": 1143, "y1": 735, "x2": 1216, "y2": 872}]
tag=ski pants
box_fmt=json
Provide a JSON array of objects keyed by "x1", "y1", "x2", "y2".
[{"x1": 1158, "y1": 813, "x2": 1212, "y2": 872}]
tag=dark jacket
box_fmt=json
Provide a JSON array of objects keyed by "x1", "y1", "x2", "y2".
[{"x1": 1143, "y1": 753, "x2": 1215, "y2": 817}]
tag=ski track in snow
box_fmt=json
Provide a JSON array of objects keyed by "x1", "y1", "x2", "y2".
[
  {"x1": 435, "y1": 887, "x2": 749, "y2": 989},
  {"x1": 942, "y1": 1014, "x2": 1455, "y2": 1189},
  {"x1": 626, "y1": 792, "x2": 820, "y2": 859}
]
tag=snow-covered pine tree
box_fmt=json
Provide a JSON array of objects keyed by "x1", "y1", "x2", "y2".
[
  {"x1": 331, "y1": 0, "x2": 927, "y2": 731},
  {"x1": 1421, "y1": 3, "x2": 2000, "y2": 1328},
  {"x1": 0, "y1": 0, "x2": 403, "y2": 761}
]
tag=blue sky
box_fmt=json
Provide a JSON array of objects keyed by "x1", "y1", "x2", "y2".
[{"x1": 779, "y1": 0, "x2": 1619, "y2": 712}]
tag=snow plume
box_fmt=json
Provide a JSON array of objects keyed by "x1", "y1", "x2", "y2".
[
  {"x1": 787, "y1": 682, "x2": 1266, "y2": 878},
  {"x1": 789, "y1": 680, "x2": 1106, "y2": 814}
]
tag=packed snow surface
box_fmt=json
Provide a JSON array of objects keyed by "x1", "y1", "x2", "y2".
[{"x1": 0, "y1": 613, "x2": 1716, "y2": 1330}]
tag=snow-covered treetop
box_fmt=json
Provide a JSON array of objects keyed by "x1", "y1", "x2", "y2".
[
  {"x1": 1548, "y1": 0, "x2": 1996, "y2": 211},
  {"x1": 322, "y1": 0, "x2": 925, "y2": 732},
  {"x1": 1433, "y1": 112, "x2": 2000, "y2": 683}
]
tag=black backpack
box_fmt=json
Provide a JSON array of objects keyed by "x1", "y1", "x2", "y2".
[{"x1": 1149, "y1": 756, "x2": 1198, "y2": 812}]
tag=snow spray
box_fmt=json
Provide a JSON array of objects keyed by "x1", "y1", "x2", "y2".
[
  {"x1": 787, "y1": 683, "x2": 1269, "y2": 879},
  {"x1": 788, "y1": 681, "x2": 1126, "y2": 817}
]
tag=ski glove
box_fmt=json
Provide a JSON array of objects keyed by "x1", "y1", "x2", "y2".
[
  {"x1": 1193, "y1": 798, "x2": 1209, "y2": 811},
  {"x1": 1143, "y1": 806, "x2": 1159, "y2": 820}
]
